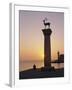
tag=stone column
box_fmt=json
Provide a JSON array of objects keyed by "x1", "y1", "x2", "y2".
[{"x1": 42, "y1": 25, "x2": 52, "y2": 68}]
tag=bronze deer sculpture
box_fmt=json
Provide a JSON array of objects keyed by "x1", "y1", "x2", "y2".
[{"x1": 43, "y1": 19, "x2": 50, "y2": 29}]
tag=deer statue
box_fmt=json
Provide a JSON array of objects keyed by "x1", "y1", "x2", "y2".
[{"x1": 43, "y1": 18, "x2": 50, "y2": 29}]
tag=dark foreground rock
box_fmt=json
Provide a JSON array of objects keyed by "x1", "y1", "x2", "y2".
[{"x1": 19, "y1": 68, "x2": 64, "y2": 79}]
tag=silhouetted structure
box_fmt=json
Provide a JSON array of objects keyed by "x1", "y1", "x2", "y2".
[
  {"x1": 33, "y1": 64, "x2": 36, "y2": 70},
  {"x1": 57, "y1": 51, "x2": 64, "y2": 63},
  {"x1": 42, "y1": 18, "x2": 52, "y2": 68},
  {"x1": 57, "y1": 51, "x2": 60, "y2": 61},
  {"x1": 51, "y1": 52, "x2": 64, "y2": 63}
]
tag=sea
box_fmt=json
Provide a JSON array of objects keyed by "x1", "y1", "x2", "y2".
[{"x1": 19, "y1": 60, "x2": 64, "y2": 72}]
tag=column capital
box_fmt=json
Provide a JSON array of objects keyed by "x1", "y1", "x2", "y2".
[{"x1": 42, "y1": 28, "x2": 52, "y2": 36}]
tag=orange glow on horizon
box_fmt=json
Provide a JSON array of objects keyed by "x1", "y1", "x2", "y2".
[
  {"x1": 19, "y1": 11, "x2": 64, "y2": 62},
  {"x1": 20, "y1": 33, "x2": 64, "y2": 61}
]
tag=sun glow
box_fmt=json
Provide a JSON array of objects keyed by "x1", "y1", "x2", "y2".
[
  {"x1": 19, "y1": 10, "x2": 64, "y2": 63},
  {"x1": 38, "y1": 48, "x2": 44, "y2": 60}
]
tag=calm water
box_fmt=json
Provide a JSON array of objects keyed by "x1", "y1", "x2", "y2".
[{"x1": 19, "y1": 60, "x2": 64, "y2": 72}]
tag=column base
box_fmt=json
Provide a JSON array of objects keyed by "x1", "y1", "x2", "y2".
[{"x1": 41, "y1": 66, "x2": 55, "y2": 72}]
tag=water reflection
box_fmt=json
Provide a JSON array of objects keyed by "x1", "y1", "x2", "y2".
[{"x1": 51, "y1": 63, "x2": 64, "y2": 69}]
